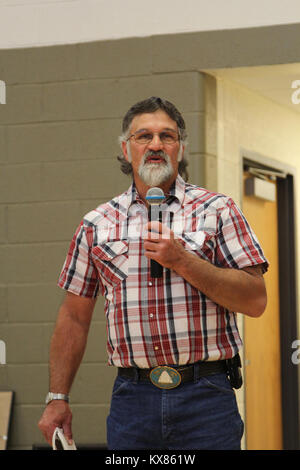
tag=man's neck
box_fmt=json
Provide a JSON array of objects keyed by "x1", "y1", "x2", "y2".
[{"x1": 134, "y1": 174, "x2": 177, "y2": 206}]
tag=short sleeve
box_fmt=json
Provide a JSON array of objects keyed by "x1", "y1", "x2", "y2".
[
  {"x1": 215, "y1": 198, "x2": 269, "y2": 273},
  {"x1": 57, "y1": 221, "x2": 101, "y2": 298}
]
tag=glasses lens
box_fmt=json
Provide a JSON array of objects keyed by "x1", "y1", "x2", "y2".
[
  {"x1": 134, "y1": 132, "x2": 152, "y2": 144},
  {"x1": 133, "y1": 131, "x2": 178, "y2": 145},
  {"x1": 160, "y1": 131, "x2": 178, "y2": 144}
]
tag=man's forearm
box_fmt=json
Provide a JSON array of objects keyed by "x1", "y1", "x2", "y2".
[
  {"x1": 49, "y1": 306, "x2": 90, "y2": 394},
  {"x1": 172, "y1": 245, "x2": 266, "y2": 317}
]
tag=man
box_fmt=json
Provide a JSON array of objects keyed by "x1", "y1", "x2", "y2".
[{"x1": 38, "y1": 96, "x2": 268, "y2": 450}]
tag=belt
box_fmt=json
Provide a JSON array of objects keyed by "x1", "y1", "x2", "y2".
[{"x1": 118, "y1": 360, "x2": 227, "y2": 390}]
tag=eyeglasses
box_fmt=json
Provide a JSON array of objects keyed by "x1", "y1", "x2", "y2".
[{"x1": 126, "y1": 130, "x2": 180, "y2": 145}]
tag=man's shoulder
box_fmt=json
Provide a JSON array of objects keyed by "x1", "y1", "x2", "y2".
[
  {"x1": 183, "y1": 181, "x2": 232, "y2": 209},
  {"x1": 82, "y1": 190, "x2": 129, "y2": 227}
]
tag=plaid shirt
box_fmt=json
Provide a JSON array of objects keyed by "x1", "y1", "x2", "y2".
[{"x1": 58, "y1": 175, "x2": 268, "y2": 368}]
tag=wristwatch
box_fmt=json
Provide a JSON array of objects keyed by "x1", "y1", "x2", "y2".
[{"x1": 45, "y1": 392, "x2": 69, "y2": 405}]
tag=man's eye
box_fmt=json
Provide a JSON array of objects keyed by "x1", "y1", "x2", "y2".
[
  {"x1": 161, "y1": 132, "x2": 176, "y2": 142},
  {"x1": 136, "y1": 133, "x2": 152, "y2": 141}
]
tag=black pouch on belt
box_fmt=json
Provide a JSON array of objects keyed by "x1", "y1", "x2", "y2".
[{"x1": 226, "y1": 353, "x2": 243, "y2": 389}]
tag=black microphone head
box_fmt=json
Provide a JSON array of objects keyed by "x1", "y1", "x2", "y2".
[{"x1": 145, "y1": 187, "x2": 165, "y2": 205}]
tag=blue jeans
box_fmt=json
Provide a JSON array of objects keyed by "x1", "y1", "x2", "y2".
[{"x1": 106, "y1": 371, "x2": 244, "y2": 450}]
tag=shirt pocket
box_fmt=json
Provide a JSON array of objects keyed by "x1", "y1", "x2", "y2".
[
  {"x1": 91, "y1": 240, "x2": 129, "y2": 288},
  {"x1": 180, "y1": 231, "x2": 216, "y2": 262}
]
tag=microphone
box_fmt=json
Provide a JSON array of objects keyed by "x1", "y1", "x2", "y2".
[{"x1": 146, "y1": 187, "x2": 165, "y2": 278}]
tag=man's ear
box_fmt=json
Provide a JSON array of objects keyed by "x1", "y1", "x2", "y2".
[
  {"x1": 122, "y1": 140, "x2": 132, "y2": 163},
  {"x1": 177, "y1": 143, "x2": 184, "y2": 162}
]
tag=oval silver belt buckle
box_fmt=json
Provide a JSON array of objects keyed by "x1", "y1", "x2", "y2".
[{"x1": 149, "y1": 366, "x2": 181, "y2": 389}]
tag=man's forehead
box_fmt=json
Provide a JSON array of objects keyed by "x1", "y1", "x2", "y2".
[{"x1": 130, "y1": 110, "x2": 178, "y2": 132}]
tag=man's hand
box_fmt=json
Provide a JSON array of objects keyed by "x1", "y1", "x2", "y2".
[
  {"x1": 38, "y1": 400, "x2": 73, "y2": 447},
  {"x1": 143, "y1": 221, "x2": 186, "y2": 270}
]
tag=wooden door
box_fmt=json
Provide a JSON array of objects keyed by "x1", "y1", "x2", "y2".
[{"x1": 243, "y1": 172, "x2": 283, "y2": 450}]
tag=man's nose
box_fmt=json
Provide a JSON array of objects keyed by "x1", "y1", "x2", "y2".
[{"x1": 148, "y1": 134, "x2": 164, "y2": 150}]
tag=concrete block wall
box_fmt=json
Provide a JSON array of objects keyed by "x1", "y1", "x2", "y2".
[{"x1": 0, "y1": 38, "x2": 206, "y2": 448}]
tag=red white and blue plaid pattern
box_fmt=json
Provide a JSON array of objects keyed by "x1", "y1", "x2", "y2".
[{"x1": 58, "y1": 175, "x2": 268, "y2": 368}]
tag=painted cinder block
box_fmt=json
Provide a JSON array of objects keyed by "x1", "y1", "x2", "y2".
[
  {"x1": 7, "y1": 201, "x2": 83, "y2": 243},
  {"x1": 7, "y1": 284, "x2": 64, "y2": 323},
  {"x1": 77, "y1": 37, "x2": 152, "y2": 79},
  {"x1": 0, "y1": 242, "x2": 67, "y2": 284},
  {"x1": 0, "y1": 44, "x2": 78, "y2": 85},
  {"x1": 6, "y1": 119, "x2": 122, "y2": 164},
  {"x1": 0, "y1": 323, "x2": 49, "y2": 364},
  {"x1": 0, "y1": 163, "x2": 41, "y2": 203},
  {"x1": 0, "y1": 125, "x2": 6, "y2": 162},
  {"x1": 0, "y1": 84, "x2": 43, "y2": 125},
  {"x1": 40, "y1": 158, "x2": 129, "y2": 201},
  {"x1": 41, "y1": 72, "x2": 203, "y2": 122}
]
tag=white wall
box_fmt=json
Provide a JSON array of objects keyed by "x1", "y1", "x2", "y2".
[{"x1": 1, "y1": 0, "x2": 300, "y2": 49}]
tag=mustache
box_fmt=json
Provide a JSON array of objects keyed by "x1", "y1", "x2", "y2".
[{"x1": 143, "y1": 150, "x2": 169, "y2": 162}]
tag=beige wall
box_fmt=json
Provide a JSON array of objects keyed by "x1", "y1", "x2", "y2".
[{"x1": 0, "y1": 40, "x2": 205, "y2": 449}]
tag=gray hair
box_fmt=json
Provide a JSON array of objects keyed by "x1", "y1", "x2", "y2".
[{"x1": 117, "y1": 96, "x2": 189, "y2": 181}]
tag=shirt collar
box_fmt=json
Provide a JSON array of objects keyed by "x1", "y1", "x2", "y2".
[
  {"x1": 124, "y1": 175, "x2": 186, "y2": 214},
  {"x1": 165, "y1": 174, "x2": 186, "y2": 207}
]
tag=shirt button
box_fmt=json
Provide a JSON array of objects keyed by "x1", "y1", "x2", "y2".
[
  {"x1": 149, "y1": 313, "x2": 154, "y2": 318},
  {"x1": 154, "y1": 346, "x2": 159, "y2": 351},
  {"x1": 149, "y1": 281, "x2": 153, "y2": 286}
]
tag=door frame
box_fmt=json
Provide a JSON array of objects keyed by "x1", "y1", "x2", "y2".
[{"x1": 240, "y1": 148, "x2": 299, "y2": 450}]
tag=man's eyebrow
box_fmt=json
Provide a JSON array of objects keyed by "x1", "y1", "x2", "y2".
[
  {"x1": 134, "y1": 128, "x2": 149, "y2": 134},
  {"x1": 134, "y1": 127, "x2": 178, "y2": 133}
]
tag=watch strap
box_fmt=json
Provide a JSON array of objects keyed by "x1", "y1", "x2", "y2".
[{"x1": 46, "y1": 392, "x2": 69, "y2": 405}]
